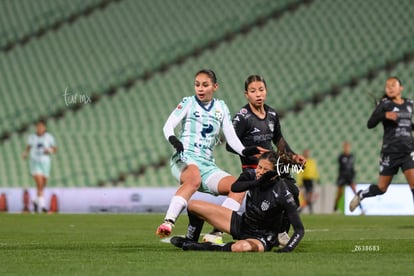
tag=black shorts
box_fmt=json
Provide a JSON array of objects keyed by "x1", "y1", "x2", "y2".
[
  {"x1": 336, "y1": 176, "x2": 355, "y2": 186},
  {"x1": 302, "y1": 179, "x2": 314, "y2": 193},
  {"x1": 229, "y1": 212, "x2": 277, "y2": 251},
  {"x1": 379, "y1": 152, "x2": 414, "y2": 176}
]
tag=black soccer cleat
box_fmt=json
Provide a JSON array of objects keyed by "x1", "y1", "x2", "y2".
[
  {"x1": 182, "y1": 241, "x2": 219, "y2": 251},
  {"x1": 170, "y1": 236, "x2": 192, "y2": 249}
]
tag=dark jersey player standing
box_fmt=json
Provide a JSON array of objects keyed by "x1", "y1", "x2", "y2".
[
  {"x1": 171, "y1": 151, "x2": 304, "y2": 253},
  {"x1": 333, "y1": 141, "x2": 359, "y2": 212},
  {"x1": 350, "y1": 76, "x2": 414, "y2": 212},
  {"x1": 227, "y1": 75, "x2": 305, "y2": 171}
]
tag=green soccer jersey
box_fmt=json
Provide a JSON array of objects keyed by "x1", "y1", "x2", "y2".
[{"x1": 164, "y1": 96, "x2": 245, "y2": 162}]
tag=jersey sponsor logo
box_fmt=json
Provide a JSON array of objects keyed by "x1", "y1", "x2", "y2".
[
  {"x1": 201, "y1": 124, "x2": 214, "y2": 138},
  {"x1": 193, "y1": 110, "x2": 222, "y2": 120},
  {"x1": 261, "y1": 200, "x2": 270, "y2": 211},
  {"x1": 395, "y1": 127, "x2": 411, "y2": 137},
  {"x1": 193, "y1": 142, "x2": 213, "y2": 150},
  {"x1": 253, "y1": 133, "x2": 273, "y2": 143},
  {"x1": 398, "y1": 111, "x2": 411, "y2": 119},
  {"x1": 251, "y1": 128, "x2": 261, "y2": 134}
]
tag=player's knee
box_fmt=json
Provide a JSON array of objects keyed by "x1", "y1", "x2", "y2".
[
  {"x1": 217, "y1": 175, "x2": 237, "y2": 195},
  {"x1": 180, "y1": 169, "x2": 201, "y2": 192},
  {"x1": 184, "y1": 181, "x2": 201, "y2": 193},
  {"x1": 187, "y1": 200, "x2": 203, "y2": 213},
  {"x1": 227, "y1": 191, "x2": 245, "y2": 203},
  {"x1": 231, "y1": 241, "x2": 257, "y2": 252},
  {"x1": 231, "y1": 241, "x2": 250, "y2": 252}
]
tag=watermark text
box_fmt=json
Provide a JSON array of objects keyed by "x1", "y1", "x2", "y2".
[{"x1": 63, "y1": 88, "x2": 92, "y2": 106}]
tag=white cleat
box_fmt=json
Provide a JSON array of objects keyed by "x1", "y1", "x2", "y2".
[
  {"x1": 349, "y1": 191, "x2": 362, "y2": 212},
  {"x1": 202, "y1": 232, "x2": 224, "y2": 244},
  {"x1": 278, "y1": 231, "x2": 290, "y2": 247}
]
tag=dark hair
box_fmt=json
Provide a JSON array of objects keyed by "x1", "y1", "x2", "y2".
[
  {"x1": 259, "y1": 151, "x2": 279, "y2": 170},
  {"x1": 388, "y1": 76, "x2": 403, "y2": 86},
  {"x1": 36, "y1": 119, "x2": 47, "y2": 126},
  {"x1": 195, "y1": 69, "x2": 217, "y2": 84},
  {"x1": 244, "y1": 75, "x2": 267, "y2": 91},
  {"x1": 381, "y1": 76, "x2": 403, "y2": 100}
]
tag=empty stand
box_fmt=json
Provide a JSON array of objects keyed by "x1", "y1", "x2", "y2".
[{"x1": 1, "y1": 0, "x2": 414, "y2": 187}]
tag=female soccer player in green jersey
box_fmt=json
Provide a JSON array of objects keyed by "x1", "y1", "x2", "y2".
[{"x1": 156, "y1": 69, "x2": 264, "y2": 238}]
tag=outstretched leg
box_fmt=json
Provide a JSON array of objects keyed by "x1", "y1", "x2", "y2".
[
  {"x1": 349, "y1": 175, "x2": 392, "y2": 212},
  {"x1": 183, "y1": 238, "x2": 264, "y2": 252},
  {"x1": 203, "y1": 175, "x2": 245, "y2": 244}
]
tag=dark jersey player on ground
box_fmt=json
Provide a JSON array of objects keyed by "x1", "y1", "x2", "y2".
[
  {"x1": 171, "y1": 151, "x2": 304, "y2": 253},
  {"x1": 350, "y1": 76, "x2": 414, "y2": 212}
]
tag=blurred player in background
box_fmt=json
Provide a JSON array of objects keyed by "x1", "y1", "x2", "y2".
[
  {"x1": 224, "y1": 74, "x2": 305, "y2": 246},
  {"x1": 22, "y1": 120, "x2": 57, "y2": 213},
  {"x1": 297, "y1": 149, "x2": 319, "y2": 214},
  {"x1": 333, "y1": 141, "x2": 360, "y2": 213},
  {"x1": 350, "y1": 77, "x2": 414, "y2": 211},
  {"x1": 156, "y1": 69, "x2": 264, "y2": 238},
  {"x1": 171, "y1": 151, "x2": 304, "y2": 253}
]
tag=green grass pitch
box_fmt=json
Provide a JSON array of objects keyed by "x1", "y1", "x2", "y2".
[{"x1": 0, "y1": 213, "x2": 413, "y2": 275}]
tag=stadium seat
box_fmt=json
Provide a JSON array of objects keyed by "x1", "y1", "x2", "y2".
[{"x1": 2, "y1": 0, "x2": 414, "y2": 187}]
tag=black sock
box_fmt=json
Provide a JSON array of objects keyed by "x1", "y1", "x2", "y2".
[
  {"x1": 185, "y1": 211, "x2": 204, "y2": 241},
  {"x1": 200, "y1": 242, "x2": 234, "y2": 251},
  {"x1": 360, "y1": 184, "x2": 385, "y2": 199},
  {"x1": 221, "y1": 242, "x2": 234, "y2": 252},
  {"x1": 183, "y1": 241, "x2": 234, "y2": 251}
]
